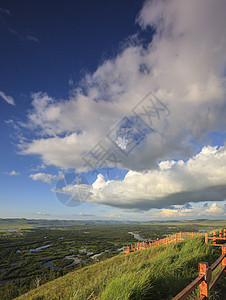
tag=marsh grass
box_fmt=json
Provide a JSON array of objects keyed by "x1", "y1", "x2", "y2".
[{"x1": 15, "y1": 236, "x2": 224, "y2": 300}]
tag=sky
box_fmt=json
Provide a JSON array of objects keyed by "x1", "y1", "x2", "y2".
[{"x1": 0, "y1": 0, "x2": 226, "y2": 221}]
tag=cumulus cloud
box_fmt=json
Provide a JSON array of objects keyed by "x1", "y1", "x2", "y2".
[
  {"x1": 29, "y1": 172, "x2": 62, "y2": 184},
  {"x1": 0, "y1": 91, "x2": 15, "y2": 105},
  {"x1": 12, "y1": 0, "x2": 226, "y2": 215},
  {"x1": 18, "y1": 0, "x2": 226, "y2": 174},
  {"x1": 152, "y1": 201, "x2": 225, "y2": 219},
  {"x1": 153, "y1": 207, "x2": 193, "y2": 219},
  {"x1": 30, "y1": 164, "x2": 46, "y2": 172},
  {"x1": 55, "y1": 146, "x2": 226, "y2": 210},
  {"x1": 202, "y1": 202, "x2": 224, "y2": 216}
]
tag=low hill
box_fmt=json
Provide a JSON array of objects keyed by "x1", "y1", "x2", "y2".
[{"x1": 16, "y1": 236, "x2": 224, "y2": 300}]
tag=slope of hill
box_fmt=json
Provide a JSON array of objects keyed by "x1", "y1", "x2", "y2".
[{"x1": 16, "y1": 236, "x2": 224, "y2": 300}]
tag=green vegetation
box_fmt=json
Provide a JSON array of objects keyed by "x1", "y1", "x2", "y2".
[
  {"x1": 0, "y1": 219, "x2": 87, "y2": 230},
  {"x1": 51, "y1": 259, "x2": 75, "y2": 269},
  {"x1": 0, "y1": 224, "x2": 137, "y2": 299},
  {"x1": 1, "y1": 219, "x2": 226, "y2": 299},
  {"x1": 14, "y1": 236, "x2": 226, "y2": 299}
]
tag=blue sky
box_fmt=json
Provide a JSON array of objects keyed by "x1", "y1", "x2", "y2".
[{"x1": 0, "y1": 0, "x2": 226, "y2": 221}]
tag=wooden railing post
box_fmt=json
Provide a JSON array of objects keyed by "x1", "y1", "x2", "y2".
[
  {"x1": 199, "y1": 262, "x2": 209, "y2": 299},
  {"x1": 219, "y1": 229, "x2": 222, "y2": 239},
  {"x1": 224, "y1": 229, "x2": 226, "y2": 240},
  {"x1": 222, "y1": 246, "x2": 226, "y2": 276},
  {"x1": 213, "y1": 231, "x2": 216, "y2": 245},
  {"x1": 199, "y1": 262, "x2": 211, "y2": 299},
  {"x1": 205, "y1": 233, "x2": 208, "y2": 245},
  {"x1": 175, "y1": 233, "x2": 178, "y2": 242}
]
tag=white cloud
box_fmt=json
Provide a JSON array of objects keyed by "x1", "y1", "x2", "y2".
[
  {"x1": 105, "y1": 213, "x2": 122, "y2": 219},
  {"x1": 26, "y1": 35, "x2": 39, "y2": 43},
  {"x1": 18, "y1": 0, "x2": 226, "y2": 173},
  {"x1": 152, "y1": 201, "x2": 225, "y2": 219},
  {"x1": 29, "y1": 172, "x2": 61, "y2": 184},
  {"x1": 153, "y1": 208, "x2": 193, "y2": 219},
  {"x1": 36, "y1": 211, "x2": 48, "y2": 216},
  {"x1": 0, "y1": 6, "x2": 39, "y2": 43},
  {"x1": 78, "y1": 212, "x2": 94, "y2": 217},
  {"x1": 30, "y1": 164, "x2": 46, "y2": 172},
  {"x1": 69, "y1": 76, "x2": 74, "y2": 87},
  {"x1": 159, "y1": 160, "x2": 176, "y2": 170},
  {"x1": 55, "y1": 146, "x2": 226, "y2": 210},
  {"x1": 8, "y1": 28, "x2": 39, "y2": 43},
  {"x1": 0, "y1": 91, "x2": 15, "y2": 105},
  {"x1": 13, "y1": 1, "x2": 226, "y2": 214},
  {"x1": 0, "y1": 8, "x2": 11, "y2": 16},
  {"x1": 8, "y1": 170, "x2": 20, "y2": 176},
  {"x1": 202, "y1": 203, "x2": 224, "y2": 216}
]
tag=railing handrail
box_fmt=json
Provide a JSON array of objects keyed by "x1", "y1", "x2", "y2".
[
  {"x1": 123, "y1": 228, "x2": 226, "y2": 299},
  {"x1": 123, "y1": 228, "x2": 226, "y2": 254},
  {"x1": 173, "y1": 275, "x2": 204, "y2": 300},
  {"x1": 123, "y1": 231, "x2": 205, "y2": 254},
  {"x1": 205, "y1": 229, "x2": 226, "y2": 246},
  {"x1": 173, "y1": 245, "x2": 226, "y2": 300}
]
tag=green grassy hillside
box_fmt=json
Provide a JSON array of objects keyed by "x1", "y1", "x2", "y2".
[{"x1": 15, "y1": 236, "x2": 224, "y2": 300}]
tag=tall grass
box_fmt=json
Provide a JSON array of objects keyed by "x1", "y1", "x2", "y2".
[{"x1": 15, "y1": 236, "x2": 223, "y2": 300}]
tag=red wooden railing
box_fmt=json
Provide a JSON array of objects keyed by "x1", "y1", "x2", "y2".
[
  {"x1": 173, "y1": 245, "x2": 226, "y2": 300},
  {"x1": 123, "y1": 228, "x2": 226, "y2": 299},
  {"x1": 123, "y1": 231, "x2": 203, "y2": 254},
  {"x1": 205, "y1": 229, "x2": 226, "y2": 246}
]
